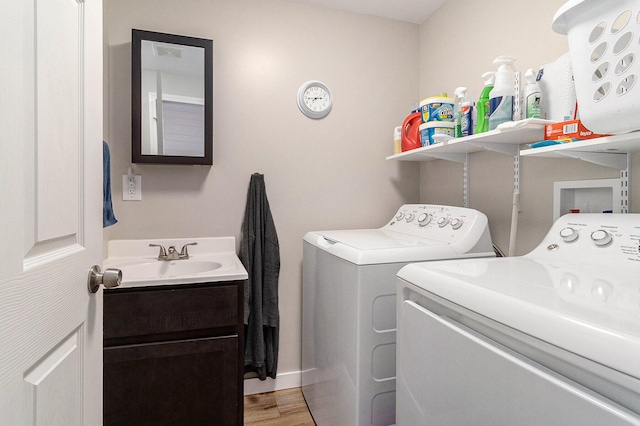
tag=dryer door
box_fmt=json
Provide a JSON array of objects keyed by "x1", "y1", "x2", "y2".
[{"x1": 397, "y1": 300, "x2": 640, "y2": 425}]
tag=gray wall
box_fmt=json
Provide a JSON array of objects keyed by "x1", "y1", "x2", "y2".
[
  {"x1": 104, "y1": 0, "x2": 420, "y2": 378},
  {"x1": 104, "y1": 0, "x2": 640, "y2": 386},
  {"x1": 419, "y1": 0, "x2": 639, "y2": 255}
]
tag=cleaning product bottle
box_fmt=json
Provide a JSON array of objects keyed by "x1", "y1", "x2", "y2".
[
  {"x1": 489, "y1": 56, "x2": 517, "y2": 131},
  {"x1": 454, "y1": 87, "x2": 463, "y2": 137},
  {"x1": 523, "y1": 68, "x2": 542, "y2": 119},
  {"x1": 454, "y1": 87, "x2": 473, "y2": 137},
  {"x1": 475, "y1": 71, "x2": 495, "y2": 134}
]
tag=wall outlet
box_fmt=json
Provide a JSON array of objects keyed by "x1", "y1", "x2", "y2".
[{"x1": 122, "y1": 175, "x2": 142, "y2": 201}]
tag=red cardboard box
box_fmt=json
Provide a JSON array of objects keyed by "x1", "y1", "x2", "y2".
[{"x1": 544, "y1": 120, "x2": 610, "y2": 141}]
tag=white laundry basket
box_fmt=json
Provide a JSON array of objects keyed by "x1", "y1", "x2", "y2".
[{"x1": 553, "y1": 0, "x2": 640, "y2": 134}]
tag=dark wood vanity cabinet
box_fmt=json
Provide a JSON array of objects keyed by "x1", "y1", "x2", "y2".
[{"x1": 103, "y1": 281, "x2": 244, "y2": 426}]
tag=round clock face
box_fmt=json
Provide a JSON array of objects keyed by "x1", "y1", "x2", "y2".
[{"x1": 297, "y1": 81, "x2": 332, "y2": 119}]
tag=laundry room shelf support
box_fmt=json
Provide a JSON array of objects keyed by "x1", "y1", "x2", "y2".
[
  {"x1": 387, "y1": 120, "x2": 549, "y2": 210},
  {"x1": 463, "y1": 154, "x2": 469, "y2": 208}
]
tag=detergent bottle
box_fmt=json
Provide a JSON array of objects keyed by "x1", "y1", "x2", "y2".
[
  {"x1": 454, "y1": 87, "x2": 473, "y2": 137},
  {"x1": 475, "y1": 71, "x2": 495, "y2": 134},
  {"x1": 489, "y1": 56, "x2": 516, "y2": 131},
  {"x1": 401, "y1": 112, "x2": 422, "y2": 151},
  {"x1": 523, "y1": 68, "x2": 542, "y2": 119}
]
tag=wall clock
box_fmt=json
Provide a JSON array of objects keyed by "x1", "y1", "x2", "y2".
[{"x1": 297, "y1": 80, "x2": 332, "y2": 119}]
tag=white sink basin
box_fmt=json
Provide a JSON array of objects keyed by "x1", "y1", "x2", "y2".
[
  {"x1": 119, "y1": 260, "x2": 222, "y2": 280},
  {"x1": 103, "y1": 237, "x2": 248, "y2": 288}
]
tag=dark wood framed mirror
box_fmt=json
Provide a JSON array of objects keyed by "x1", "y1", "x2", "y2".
[{"x1": 132, "y1": 29, "x2": 213, "y2": 165}]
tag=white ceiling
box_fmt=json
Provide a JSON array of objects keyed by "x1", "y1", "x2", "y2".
[{"x1": 285, "y1": 0, "x2": 448, "y2": 24}]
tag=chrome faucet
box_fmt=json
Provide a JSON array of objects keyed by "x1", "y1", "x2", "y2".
[{"x1": 149, "y1": 242, "x2": 198, "y2": 261}]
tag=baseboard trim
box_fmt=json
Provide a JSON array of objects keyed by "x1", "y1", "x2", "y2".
[{"x1": 243, "y1": 370, "x2": 301, "y2": 395}]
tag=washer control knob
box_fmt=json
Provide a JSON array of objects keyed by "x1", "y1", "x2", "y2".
[
  {"x1": 559, "y1": 227, "x2": 579, "y2": 242},
  {"x1": 396, "y1": 212, "x2": 405, "y2": 221},
  {"x1": 405, "y1": 213, "x2": 415, "y2": 222},
  {"x1": 450, "y1": 218, "x2": 463, "y2": 230},
  {"x1": 437, "y1": 217, "x2": 449, "y2": 228},
  {"x1": 591, "y1": 229, "x2": 612, "y2": 246},
  {"x1": 417, "y1": 213, "x2": 432, "y2": 227}
]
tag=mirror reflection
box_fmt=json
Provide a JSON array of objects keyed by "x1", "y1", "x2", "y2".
[
  {"x1": 141, "y1": 40, "x2": 204, "y2": 156},
  {"x1": 132, "y1": 30, "x2": 213, "y2": 165}
]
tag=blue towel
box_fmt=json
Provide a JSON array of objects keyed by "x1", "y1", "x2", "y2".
[{"x1": 103, "y1": 141, "x2": 117, "y2": 227}]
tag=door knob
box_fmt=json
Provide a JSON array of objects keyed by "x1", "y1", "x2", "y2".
[{"x1": 87, "y1": 265, "x2": 122, "y2": 293}]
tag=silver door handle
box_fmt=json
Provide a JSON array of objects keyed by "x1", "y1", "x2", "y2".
[{"x1": 87, "y1": 265, "x2": 122, "y2": 293}]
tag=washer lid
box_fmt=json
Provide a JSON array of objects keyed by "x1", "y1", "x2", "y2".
[
  {"x1": 303, "y1": 229, "x2": 486, "y2": 265},
  {"x1": 316, "y1": 229, "x2": 443, "y2": 249},
  {"x1": 398, "y1": 257, "x2": 640, "y2": 380}
]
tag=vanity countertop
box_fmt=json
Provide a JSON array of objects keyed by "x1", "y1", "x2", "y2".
[{"x1": 103, "y1": 237, "x2": 248, "y2": 288}]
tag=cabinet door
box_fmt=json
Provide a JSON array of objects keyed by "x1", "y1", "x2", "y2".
[{"x1": 104, "y1": 336, "x2": 238, "y2": 426}]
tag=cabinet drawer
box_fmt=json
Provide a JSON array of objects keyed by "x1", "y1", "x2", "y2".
[
  {"x1": 104, "y1": 283, "x2": 239, "y2": 340},
  {"x1": 104, "y1": 336, "x2": 239, "y2": 426}
]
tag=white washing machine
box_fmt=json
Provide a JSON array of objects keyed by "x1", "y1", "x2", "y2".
[
  {"x1": 397, "y1": 213, "x2": 640, "y2": 425},
  {"x1": 301, "y1": 204, "x2": 495, "y2": 426}
]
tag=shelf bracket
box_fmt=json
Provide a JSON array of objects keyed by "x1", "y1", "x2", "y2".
[
  {"x1": 514, "y1": 153, "x2": 520, "y2": 195},
  {"x1": 514, "y1": 152, "x2": 521, "y2": 212},
  {"x1": 463, "y1": 154, "x2": 469, "y2": 208},
  {"x1": 467, "y1": 141, "x2": 520, "y2": 157},
  {"x1": 558, "y1": 151, "x2": 628, "y2": 170},
  {"x1": 621, "y1": 155, "x2": 631, "y2": 214}
]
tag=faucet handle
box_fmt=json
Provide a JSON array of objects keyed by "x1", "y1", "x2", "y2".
[
  {"x1": 149, "y1": 244, "x2": 167, "y2": 260},
  {"x1": 179, "y1": 242, "x2": 198, "y2": 259}
]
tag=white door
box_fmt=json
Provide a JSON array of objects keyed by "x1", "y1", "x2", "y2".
[{"x1": 0, "y1": 0, "x2": 104, "y2": 424}]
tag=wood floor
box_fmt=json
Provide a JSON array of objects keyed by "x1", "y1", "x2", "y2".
[{"x1": 244, "y1": 388, "x2": 315, "y2": 425}]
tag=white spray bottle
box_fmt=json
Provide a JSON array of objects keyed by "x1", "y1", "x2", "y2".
[
  {"x1": 489, "y1": 56, "x2": 517, "y2": 130},
  {"x1": 524, "y1": 68, "x2": 542, "y2": 119}
]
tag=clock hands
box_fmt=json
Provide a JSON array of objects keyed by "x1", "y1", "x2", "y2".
[{"x1": 306, "y1": 95, "x2": 326, "y2": 104}]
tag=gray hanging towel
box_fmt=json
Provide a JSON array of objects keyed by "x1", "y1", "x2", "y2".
[{"x1": 240, "y1": 173, "x2": 280, "y2": 380}]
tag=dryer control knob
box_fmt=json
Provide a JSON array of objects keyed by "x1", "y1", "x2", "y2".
[
  {"x1": 437, "y1": 217, "x2": 449, "y2": 228},
  {"x1": 559, "y1": 227, "x2": 579, "y2": 242},
  {"x1": 396, "y1": 212, "x2": 405, "y2": 221},
  {"x1": 591, "y1": 229, "x2": 612, "y2": 246},
  {"x1": 405, "y1": 213, "x2": 415, "y2": 222},
  {"x1": 417, "y1": 213, "x2": 432, "y2": 227},
  {"x1": 450, "y1": 218, "x2": 463, "y2": 230}
]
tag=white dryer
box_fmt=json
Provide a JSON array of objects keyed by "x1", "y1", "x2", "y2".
[
  {"x1": 302, "y1": 204, "x2": 495, "y2": 426},
  {"x1": 397, "y1": 213, "x2": 640, "y2": 425}
]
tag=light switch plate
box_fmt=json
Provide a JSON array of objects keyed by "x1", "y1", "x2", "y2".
[{"x1": 122, "y1": 175, "x2": 142, "y2": 201}]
